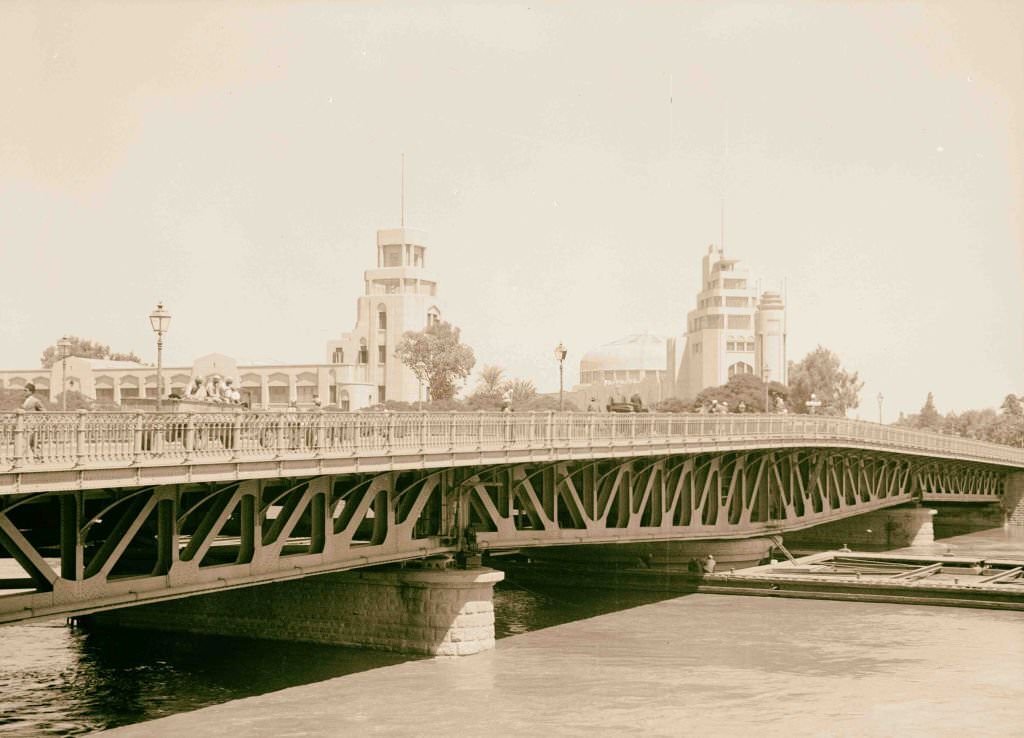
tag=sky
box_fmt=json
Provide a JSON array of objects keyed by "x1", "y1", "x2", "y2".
[{"x1": 0, "y1": 1, "x2": 1021, "y2": 421}]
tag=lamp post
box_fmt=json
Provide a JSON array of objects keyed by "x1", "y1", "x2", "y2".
[
  {"x1": 148, "y1": 302, "x2": 171, "y2": 412},
  {"x1": 877, "y1": 392, "x2": 884, "y2": 425},
  {"x1": 57, "y1": 336, "x2": 71, "y2": 411},
  {"x1": 554, "y1": 342, "x2": 567, "y2": 412},
  {"x1": 805, "y1": 393, "x2": 822, "y2": 415},
  {"x1": 414, "y1": 361, "x2": 427, "y2": 411},
  {"x1": 761, "y1": 365, "x2": 770, "y2": 414}
]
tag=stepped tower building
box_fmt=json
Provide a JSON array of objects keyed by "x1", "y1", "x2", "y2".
[{"x1": 675, "y1": 244, "x2": 786, "y2": 399}]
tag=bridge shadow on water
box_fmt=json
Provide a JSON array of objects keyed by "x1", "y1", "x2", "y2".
[
  {"x1": 1, "y1": 622, "x2": 420, "y2": 737},
  {"x1": 492, "y1": 558, "x2": 699, "y2": 639}
]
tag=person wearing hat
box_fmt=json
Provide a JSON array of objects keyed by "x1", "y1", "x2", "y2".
[
  {"x1": 184, "y1": 376, "x2": 207, "y2": 401},
  {"x1": 223, "y1": 377, "x2": 241, "y2": 404}
]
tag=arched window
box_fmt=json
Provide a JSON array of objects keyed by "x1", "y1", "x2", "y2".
[
  {"x1": 426, "y1": 307, "x2": 440, "y2": 328},
  {"x1": 728, "y1": 362, "x2": 754, "y2": 378},
  {"x1": 339, "y1": 390, "x2": 350, "y2": 412},
  {"x1": 332, "y1": 347, "x2": 344, "y2": 364},
  {"x1": 358, "y1": 339, "x2": 368, "y2": 365},
  {"x1": 377, "y1": 304, "x2": 387, "y2": 330}
]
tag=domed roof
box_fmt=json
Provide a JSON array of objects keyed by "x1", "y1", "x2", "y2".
[{"x1": 580, "y1": 334, "x2": 668, "y2": 372}]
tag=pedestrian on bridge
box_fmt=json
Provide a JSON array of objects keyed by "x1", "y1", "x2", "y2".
[{"x1": 21, "y1": 382, "x2": 44, "y2": 460}]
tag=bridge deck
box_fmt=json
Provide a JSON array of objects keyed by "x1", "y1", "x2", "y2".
[{"x1": 1, "y1": 412, "x2": 1021, "y2": 495}]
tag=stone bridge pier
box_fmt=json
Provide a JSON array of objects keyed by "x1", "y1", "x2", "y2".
[
  {"x1": 782, "y1": 506, "x2": 937, "y2": 550},
  {"x1": 86, "y1": 566, "x2": 504, "y2": 657}
]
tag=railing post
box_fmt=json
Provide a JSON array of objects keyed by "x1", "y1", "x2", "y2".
[
  {"x1": 132, "y1": 413, "x2": 144, "y2": 464},
  {"x1": 75, "y1": 409, "x2": 88, "y2": 467},
  {"x1": 448, "y1": 411, "x2": 456, "y2": 451},
  {"x1": 630, "y1": 414, "x2": 636, "y2": 442},
  {"x1": 588, "y1": 413, "x2": 595, "y2": 444},
  {"x1": 232, "y1": 410, "x2": 244, "y2": 458},
  {"x1": 477, "y1": 411, "x2": 485, "y2": 449},
  {"x1": 182, "y1": 414, "x2": 196, "y2": 462},
  {"x1": 11, "y1": 409, "x2": 26, "y2": 469},
  {"x1": 386, "y1": 412, "x2": 396, "y2": 452},
  {"x1": 420, "y1": 411, "x2": 427, "y2": 451},
  {"x1": 276, "y1": 412, "x2": 287, "y2": 455},
  {"x1": 547, "y1": 411, "x2": 554, "y2": 446}
]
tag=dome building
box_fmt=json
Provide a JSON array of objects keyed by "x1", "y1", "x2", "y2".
[
  {"x1": 573, "y1": 243, "x2": 786, "y2": 410},
  {"x1": 570, "y1": 333, "x2": 675, "y2": 408}
]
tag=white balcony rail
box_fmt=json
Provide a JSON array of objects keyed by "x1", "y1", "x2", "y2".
[{"x1": 1, "y1": 410, "x2": 1022, "y2": 472}]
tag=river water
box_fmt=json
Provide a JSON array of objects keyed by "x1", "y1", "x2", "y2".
[{"x1": 1, "y1": 530, "x2": 1022, "y2": 737}]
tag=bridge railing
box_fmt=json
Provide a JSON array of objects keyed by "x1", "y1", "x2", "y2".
[{"x1": 1, "y1": 410, "x2": 1022, "y2": 471}]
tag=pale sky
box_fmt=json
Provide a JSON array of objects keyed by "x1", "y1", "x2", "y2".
[{"x1": 1, "y1": 1, "x2": 1021, "y2": 420}]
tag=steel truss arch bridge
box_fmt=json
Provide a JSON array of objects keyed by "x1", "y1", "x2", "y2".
[{"x1": 0, "y1": 411, "x2": 1019, "y2": 624}]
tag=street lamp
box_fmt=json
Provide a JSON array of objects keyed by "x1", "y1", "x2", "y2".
[
  {"x1": 554, "y1": 342, "x2": 567, "y2": 412},
  {"x1": 761, "y1": 365, "x2": 770, "y2": 414},
  {"x1": 148, "y1": 302, "x2": 171, "y2": 411},
  {"x1": 877, "y1": 392, "x2": 884, "y2": 424},
  {"x1": 805, "y1": 392, "x2": 822, "y2": 415},
  {"x1": 57, "y1": 336, "x2": 72, "y2": 411},
  {"x1": 414, "y1": 361, "x2": 427, "y2": 411}
]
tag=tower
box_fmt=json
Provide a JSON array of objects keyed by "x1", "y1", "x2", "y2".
[
  {"x1": 755, "y1": 291, "x2": 786, "y2": 387},
  {"x1": 676, "y1": 244, "x2": 758, "y2": 399},
  {"x1": 326, "y1": 228, "x2": 442, "y2": 406}
]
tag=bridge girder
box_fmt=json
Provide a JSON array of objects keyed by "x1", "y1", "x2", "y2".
[{"x1": 0, "y1": 447, "x2": 1007, "y2": 625}]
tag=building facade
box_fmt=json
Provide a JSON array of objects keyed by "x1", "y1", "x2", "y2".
[
  {"x1": 675, "y1": 244, "x2": 787, "y2": 398},
  {"x1": 571, "y1": 243, "x2": 787, "y2": 407},
  {"x1": 0, "y1": 227, "x2": 442, "y2": 411}
]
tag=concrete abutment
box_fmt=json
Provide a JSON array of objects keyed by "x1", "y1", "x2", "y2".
[
  {"x1": 87, "y1": 566, "x2": 504, "y2": 657},
  {"x1": 783, "y1": 506, "x2": 936, "y2": 550},
  {"x1": 1004, "y1": 473, "x2": 1024, "y2": 526}
]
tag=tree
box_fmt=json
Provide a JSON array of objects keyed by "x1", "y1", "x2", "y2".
[
  {"x1": 917, "y1": 392, "x2": 942, "y2": 430},
  {"x1": 40, "y1": 336, "x2": 142, "y2": 368},
  {"x1": 1000, "y1": 394, "x2": 1023, "y2": 417},
  {"x1": 507, "y1": 379, "x2": 537, "y2": 403},
  {"x1": 468, "y1": 365, "x2": 509, "y2": 409},
  {"x1": 695, "y1": 374, "x2": 789, "y2": 412},
  {"x1": 654, "y1": 397, "x2": 692, "y2": 413},
  {"x1": 395, "y1": 322, "x2": 476, "y2": 402},
  {"x1": 787, "y1": 345, "x2": 864, "y2": 416}
]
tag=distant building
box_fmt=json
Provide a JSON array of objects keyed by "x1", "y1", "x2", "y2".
[
  {"x1": 0, "y1": 227, "x2": 443, "y2": 410},
  {"x1": 571, "y1": 243, "x2": 786, "y2": 407},
  {"x1": 568, "y1": 334, "x2": 675, "y2": 408},
  {"x1": 675, "y1": 244, "x2": 787, "y2": 399}
]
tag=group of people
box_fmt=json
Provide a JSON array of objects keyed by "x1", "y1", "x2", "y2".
[{"x1": 181, "y1": 375, "x2": 242, "y2": 404}]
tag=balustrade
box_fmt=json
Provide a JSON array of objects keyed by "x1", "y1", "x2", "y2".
[{"x1": 0, "y1": 409, "x2": 1022, "y2": 473}]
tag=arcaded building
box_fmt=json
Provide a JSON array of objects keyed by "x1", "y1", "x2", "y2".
[{"x1": 0, "y1": 227, "x2": 443, "y2": 410}]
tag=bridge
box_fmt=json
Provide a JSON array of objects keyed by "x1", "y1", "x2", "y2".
[{"x1": 0, "y1": 410, "x2": 1021, "y2": 631}]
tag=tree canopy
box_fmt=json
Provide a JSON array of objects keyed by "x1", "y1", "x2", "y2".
[
  {"x1": 894, "y1": 391, "x2": 1024, "y2": 448},
  {"x1": 394, "y1": 321, "x2": 476, "y2": 402},
  {"x1": 787, "y1": 345, "x2": 864, "y2": 416},
  {"x1": 40, "y1": 336, "x2": 142, "y2": 368},
  {"x1": 695, "y1": 373, "x2": 790, "y2": 412}
]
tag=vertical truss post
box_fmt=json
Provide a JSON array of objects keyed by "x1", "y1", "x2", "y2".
[
  {"x1": 60, "y1": 492, "x2": 84, "y2": 581},
  {"x1": 154, "y1": 497, "x2": 177, "y2": 575}
]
